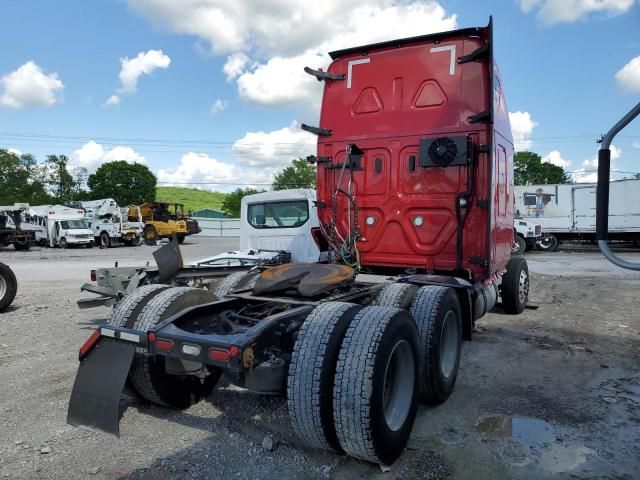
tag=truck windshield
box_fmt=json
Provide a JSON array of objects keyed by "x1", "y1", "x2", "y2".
[
  {"x1": 60, "y1": 220, "x2": 88, "y2": 229},
  {"x1": 247, "y1": 200, "x2": 309, "y2": 229}
]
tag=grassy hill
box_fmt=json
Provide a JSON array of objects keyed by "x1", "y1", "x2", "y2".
[{"x1": 155, "y1": 187, "x2": 227, "y2": 214}]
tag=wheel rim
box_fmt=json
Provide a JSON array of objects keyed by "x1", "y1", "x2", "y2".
[
  {"x1": 60, "y1": 239, "x2": 66, "y2": 248},
  {"x1": 439, "y1": 310, "x2": 459, "y2": 379},
  {"x1": 382, "y1": 339, "x2": 415, "y2": 432},
  {"x1": 519, "y1": 270, "x2": 529, "y2": 304},
  {"x1": 0, "y1": 275, "x2": 6, "y2": 300},
  {"x1": 146, "y1": 230, "x2": 154, "y2": 240}
]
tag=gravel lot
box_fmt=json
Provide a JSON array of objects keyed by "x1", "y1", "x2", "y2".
[{"x1": 1, "y1": 238, "x2": 639, "y2": 480}]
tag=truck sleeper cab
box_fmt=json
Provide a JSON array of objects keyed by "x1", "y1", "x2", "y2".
[{"x1": 68, "y1": 19, "x2": 530, "y2": 466}]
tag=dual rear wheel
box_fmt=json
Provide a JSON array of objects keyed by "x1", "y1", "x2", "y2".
[{"x1": 288, "y1": 283, "x2": 464, "y2": 464}]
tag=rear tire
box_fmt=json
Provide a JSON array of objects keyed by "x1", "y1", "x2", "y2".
[
  {"x1": 0, "y1": 262, "x2": 17, "y2": 313},
  {"x1": 409, "y1": 286, "x2": 463, "y2": 405},
  {"x1": 99, "y1": 232, "x2": 111, "y2": 249},
  {"x1": 512, "y1": 235, "x2": 526, "y2": 255},
  {"x1": 14, "y1": 243, "x2": 30, "y2": 251},
  {"x1": 501, "y1": 256, "x2": 529, "y2": 314},
  {"x1": 333, "y1": 306, "x2": 420, "y2": 465},
  {"x1": 106, "y1": 284, "x2": 170, "y2": 329},
  {"x1": 536, "y1": 234, "x2": 558, "y2": 252},
  {"x1": 213, "y1": 270, "x2": 259, "y2": 298},
  {"x1": 288, "y1": 302, "x2": 363, "y2": 452},
  {"x1": 130, "y1": 287, "x2": 221, "y2": 408},
  {"x1": 59, "y1": 237, "x2": 67, "y2": 249},
  {"x1": 177, "y1": 235, "x2": 185, "y2": 244},
  {"x1": 375, "y1": 283, "x2": 419, "y2": 309}
]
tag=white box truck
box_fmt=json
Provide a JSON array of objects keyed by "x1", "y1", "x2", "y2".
[
  {"x1": 80, "y1": 199, "x2": 143, "y2": 248},
  {"x1": 514, "y1": 179, "x2": 640, "y2": 250},
  {"x1": 26, "y1": 205, "x2": 94, "y2": 248}
]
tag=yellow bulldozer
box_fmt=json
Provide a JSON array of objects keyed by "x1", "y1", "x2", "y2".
[{"x1": 134, "y1": 202, "x2": 201, "y2": 245}]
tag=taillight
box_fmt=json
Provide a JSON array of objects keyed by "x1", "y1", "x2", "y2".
[
  {"x1": 311, "y1": 227, "x2": 329, "y2": 251},
  {"x1": 208, "y1": 348, "x2": 230, "y2": 362},
  {"x1": 78, "y1": 329, "x2": 101, "y2": 361},
  {"x1": 155, "y1": 339, "x2": 174, "y2": 352},
  {"x1": 90, "y1": 270, "x2": 96, "y2": 282},
  {"x1": 229, "y1": 345, "x2": 239, "y2": 357}
]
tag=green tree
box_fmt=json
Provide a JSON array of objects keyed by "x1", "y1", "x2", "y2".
[
  {"x1": 69, "y1": 165, "x2": 90, "y2": 200},
  {"x1": 0, "y1": 149, "x2": 50, "y2": 205},
  {"x1": 272, "y1": 158, "x2": 316, "y2": 190},
  {"x1": 514, "y1": 151, "x2": 571, "y2": 185},
  {"x1": 44, "y1": 155, "x2": 76, "y2": 203},
  {"x1": 87, "y1": 161, "x2": 157, "y2": 205},
  {"x1": 634, "y1": 173, "x2": 640, "y2": 179},
  {"x1": 221, "y1": 187, "x2": 264, "y2": 217}
]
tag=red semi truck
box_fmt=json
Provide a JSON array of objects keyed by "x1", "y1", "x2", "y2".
[{"x1": 68, "y1": 19, "x2": 529, "y2": 465}]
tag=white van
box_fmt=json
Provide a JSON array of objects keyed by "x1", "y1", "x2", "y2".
[{"x1": 26, "y1": 205, "x2": 94, "y2": 248}]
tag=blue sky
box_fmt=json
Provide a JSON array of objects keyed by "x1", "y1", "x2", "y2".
[{"x1": 0, "y1": 0, "x2": 638, "y2": 189}]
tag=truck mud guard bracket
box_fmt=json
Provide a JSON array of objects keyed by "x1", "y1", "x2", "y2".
[{"x1": 304, "y1": 66, "x2": 345, "y2": 81}]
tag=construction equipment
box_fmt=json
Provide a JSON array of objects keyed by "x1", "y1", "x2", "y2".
[
  {"x1": 138, "y1": 202, "x2": 201, "y2": 245},
  {"x1": 0, "y1": 203, "x2": 35, "y2": 251},
  {"x1": 68, "y1": 19, "x2": 530, "y2": 465}
]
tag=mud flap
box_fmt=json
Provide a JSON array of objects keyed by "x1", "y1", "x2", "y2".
[{"x1": 67, "y1": 338, "x2": 135, "y2": 436}]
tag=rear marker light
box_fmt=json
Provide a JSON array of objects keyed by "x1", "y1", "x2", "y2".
[
  {"x1": 90, "y1": 270, "x2": 97, "y2": 282},
  {"x1": 79, "y1": 329, "x2": 102, "y2": 361},
  {"x1": 365, "y1": 216, "x2": 375, "y2": 226},
  {"x1": 208, "y1": 348, "x2": 231, "y2": 362},
  {"x1": 229, "y1": 346, "x2": 239, "y2": 357},
  {"x1": 181, "y1": 344, "x2": 201, "y2": 357},
  {"x1": 155, "y1": 339, "x2": 174, "y2": 352},
  {"x1": 148, "y1": 332, "x2": 156, "y2": 343},
  {"x1": 100, "y1": 328, "x2": 115, "y2": 338},
  {"x1": 413, "y1": 216, "x2": 424, "y2": 227}
]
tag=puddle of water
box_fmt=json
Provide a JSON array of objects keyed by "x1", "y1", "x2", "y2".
[{"x1": 476, "y1": 415, "x2": 594, "y2": 474}]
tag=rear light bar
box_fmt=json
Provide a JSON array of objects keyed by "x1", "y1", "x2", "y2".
[{"x1": 208, "y1": 348, "x2": 230, "y2": 362}]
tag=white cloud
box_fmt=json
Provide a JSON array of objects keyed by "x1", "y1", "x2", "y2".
[
  {"x1": 104, "y1": 94, "x2": 121, "y2": 107},
  {"x1": 509, "y1": 111, "x2": 537, "y2": 151},
  {"x1": 156, "y1": 152, "x2": 275, "y2": 192},
  {"x1": 632, "y1": 141, "x2": 640, "y2": 148},
  {"x1": 105, "y1": 49, "x2": 171, "y2": 106},
  {"x1": 127, "y1": 1, "x2": 457, "y2": 109},
  {"x1": 572, "y1": 144, "x2": 621, "y2": 182},
  {"x1": 8, "y1": 148, "x2": 22, "y2": 156},
  {"x1": 210, "y1": 98, "x2": 229, "y2": 113},
  {"x1": 520, "y1": 0, "x2": 635, "y2": 24},
  {"x1": 615, "y1": 55, "x2": 640, "y2": 91},
  {"x1": 232, "y1": 121, "x2": 317, "y2": 168},
  {"x1": 237, "y1": 52, "x2": 325, "y2": 108},
  {"x1": 223, "y1": 52, "x2": 249, "y2": 81},
  {"x1": 542, "y1": 150, "x2": 571, "y2": 168},
  {"x1": 70, "y1": 141, "x2": 146, "y2": 172},
  {"x1": 0, "y1": 61, "x2": 64, "y2": 109}
]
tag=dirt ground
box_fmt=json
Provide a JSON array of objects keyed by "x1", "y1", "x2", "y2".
[{"x1": 0, "y1": 238, "x2": 639, "y2": 480}]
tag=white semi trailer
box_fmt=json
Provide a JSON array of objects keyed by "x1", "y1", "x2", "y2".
[
  {"x1": 26, "y1": 205, "x2": 94, "y2": 248},
  {"x1": 80, "y1": 199, "x2": 143, "y2": 248},
  {"x1": 514, "y1": 179, "x2": 640, "y2": 250}
]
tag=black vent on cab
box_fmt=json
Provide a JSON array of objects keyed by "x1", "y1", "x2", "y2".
[{"x1": 418, "y1": 136, "x2": 468, "y2": 168}]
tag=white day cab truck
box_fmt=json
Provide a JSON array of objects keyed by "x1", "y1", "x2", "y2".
[
  {"x1": 512, "y1": 217, "x2": 542, "y2": 255},
  {"x1": 25, "y1": 205, "x2": 94, "y2": 248},
  {"x1": 79, "y1": 199, "x2": 144, "y2": 248}
]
